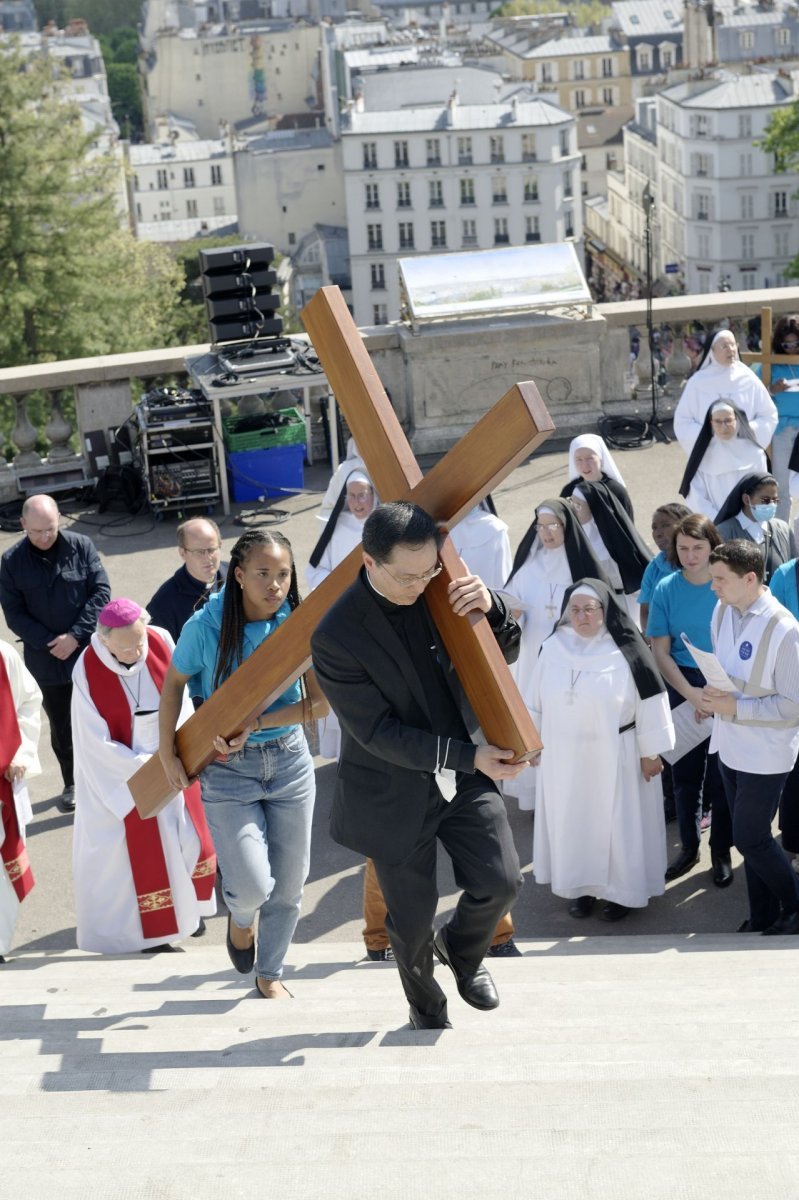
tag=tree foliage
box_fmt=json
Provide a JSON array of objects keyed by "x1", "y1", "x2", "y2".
[
  {"x1": 0, "y1": 44, "x2": 184, "y2": 368},
  {"x1": 33, "y1": 0, "x2": 133, "y2": 35},
  {"x1": 491, "y1": 0, "x2": 610, "y2": 28},
  {"x1": 759, "y1": 103, "x2": 799, "y2": 277}
]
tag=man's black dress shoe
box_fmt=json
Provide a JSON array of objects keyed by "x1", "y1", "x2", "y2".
[
  {"x1": 141, "y1": 943, "x2": 176, "y2": 954},
  {"x1": 58, "y1": 786, "x2": 76, "y2": 813},
  {"x1": 762, "y1": 910, "x2": 799, "y2": 935},
  {"x1": 664, "y1": 848, "x2": 699, "y2": 882},
  {"x1": 226, "y1": 914, "x2": 255, "y2": 973},
  {"x1": 486, "y1": 937, "x2": 522, "y2": 957},
  {"x1": 433, "y1": 929, "x2": 499, "y2": 1010},
  {"x1": 409, "y1": 1005, "x2": 452, "y2": 1030},
  {"x1": 191, "y1": 918, "x2": 207, "y2": 938},
  {"x1": 711, "y1": 854, "x2": 734, "y2": 888},
  {"x1": 568, "y1": 895, "x2": 596, "y2": 918},
  {"x1": 598, "y1": 901, "x2": 630, "y2": 922}
]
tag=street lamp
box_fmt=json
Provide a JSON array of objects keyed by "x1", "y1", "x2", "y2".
[{"x1": 642, "y1": 181, "x2": 670, "y2": 443}]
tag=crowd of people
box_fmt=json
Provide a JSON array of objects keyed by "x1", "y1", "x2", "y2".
[{"x1": 3, "y1": 323, "x2": 799, "y2": 1027}]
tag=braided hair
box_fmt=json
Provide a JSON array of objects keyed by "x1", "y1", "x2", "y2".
[{"x1": 213, "y1": 528, "x2": 301, "y2": 691}]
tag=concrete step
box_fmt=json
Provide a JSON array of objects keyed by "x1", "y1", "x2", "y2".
[{"x1": 2, "y1": 937, "x2": 799, "y2": 1200}]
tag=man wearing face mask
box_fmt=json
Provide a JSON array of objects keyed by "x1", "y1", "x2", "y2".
[{"x1": 714, "y1": 473, "x2": 795, "y2": 584}]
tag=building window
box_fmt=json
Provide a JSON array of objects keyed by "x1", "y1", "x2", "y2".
[
  {"x1": 494, "y1": 216, "x2": 509, "y2": 245},
  {"x1": 662, "y1": 47, "x2": 673, "y2": 68},
  {"x1": 211, "y1": 164, "x2": 222, "y2": 185},
  {"x1": 490, "y1": 135, "x2": 505, "y2": 164},
  {"x1": 739, "y1": 30, "x2": 754, "y2": 50},
  {"x1": 492, "y1": 176, "x2": 508, "y2": 204},
  {"x1": 740, "y1": 152, "x2": 753, "y2": 176},
  {"x1": 540, "y1": 62, "x2": 552, "y2": 83},
  {"x1": 693, "y1": 114, "x2": 709, "y2": 138},
  {"x1": 431, "y1": 220, "x2": 447, "y2": 248},
  {"x1": 606, "y1": 151, "x2": 617, "y2": 170},
  {"x1": 602, "y1": 56, "x2": 613, "y2": 77},
  {"x1": 429, "y1": 180, "x2": 444, "y2": 208},
  {"x1": 525, "y1": 215, "x2": 540, "y2": 243},
  {"x1": 775, "y1": 229, "x2": 790, "y2": 257},
  {"x1": 741, "y1": 232, "x2": 755, "y2": 260},
  {"x1": 394, "y1": 140, "x2": 409, "y2": 168},
  {"x1": 739, "y1": 114, "x2": 752, "y2": 139},
  {"x1": 365, "y1": 182, "x2": 380, "y2": 210},
  {"x1": 573, "y1": 60, "x2": 585, "y2": 80},
  {"x1": 697, "y1": 230, "x2": 710, "y2": 258},
  {"x1": 637, "y1": 47, "x2": 651, "y2": 70},
  {"x1": 213, "y1": 196, "x2": 225, "y2": 215},
  {"x1": 564, "y1": 209, "x2": 574, "y2": 237},
  {"x1": 523, "y1": 175, "x2": 539, "y2": 202},
  {"x1": 740, "y1": 194, "x2": 754, "y2": 220},
  {"x1": 564, "y1": 171, "x2": 573, "y2": 198},
  {"x1": 458, "y1": 136, "x2": 473, "y2": 165},
  {"x1": 156, "y1": 168, "x2": 168, "y2": 189},
  {"x1": 135, "y1": 202, "x2": 141, "y2": 219},
  {"x1": 373, "y1": 303, "x2": 388, "y2": 325},
  {"x1": 602, "y1": 86, "x2": 615, "y2": 105},
  {"x1": 183, "y1": 167, "x2": 195, "y2": 188},
  {"x1": 396, "y1": 181, "x2": 411, "y2": 209},
  {"x1": 695, "y1": 193, "x2": 710, "y2": 220},
  {"x1": 774, "y1": 190, "x2": 788, "y2": 217},
  {"x1": 777, "y1": 27, "x2": 791, "y2": 47},
  {"x1": 399, "y1": 222, "x2": 415, "y2": 249},
  {"x1": 462, "y1": 218, "x2": 477, "y2": 246},
  {"x1": 521, "y1": 133, "x2": 536, "y2": 161},
  {"x1": 559, "y1": 129, "x2": 570, "y2": 156},
  {"x1": 694, "y1": 152, "x2": 711, "y2": 176},
  {"x1": 370, "y1": 262, "x2": 385, "y2": 290},
  {"x1": 460, "y1": 177, "x2": 475, "y2": 205},
  {"x1": 740, "y1": 269, "x2": 757, "y2": 290},
  {"x1": 426, "y1": 138, "x2": 441, "y2": 167},
  {"x1": 363, "y1": 141, "x2": 377, "y2": 169},
  {"x1": 186, "y1": 198, "x2": 198, "y2": 217},
  {"x1": 367, "y1": 223, "x2": 383, "y2": 251},
  {"x1": 574, "y1": 88, "x2": 587, "y2": 109}
]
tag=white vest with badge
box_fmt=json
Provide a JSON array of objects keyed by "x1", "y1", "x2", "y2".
[{"x1": 710, "y1": 595, "x2": 799, "y2": 773}]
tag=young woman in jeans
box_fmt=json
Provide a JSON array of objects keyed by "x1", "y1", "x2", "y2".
[
  {"x1": 646, "y1": 513, "x2": 733, "y2": 887},
  {"x1": 159, "y1": 529, "x2": 327, "y2": 998}
]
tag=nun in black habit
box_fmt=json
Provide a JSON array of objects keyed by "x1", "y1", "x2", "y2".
[{"x1": 568, "y1": 480, "x2": 653, "y2": 623}]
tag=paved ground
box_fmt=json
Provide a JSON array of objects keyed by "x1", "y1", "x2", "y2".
[{"x1": 1, "y1": 424, "x2": 757, "y2": 958}]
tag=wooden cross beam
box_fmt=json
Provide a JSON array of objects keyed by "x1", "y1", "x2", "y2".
[
  {"x1": 741, "y1": 304, "x2": 799, "y2": 392},
  {"x1": 129, "y1": 286, "x2": 554, "y2": 818}
]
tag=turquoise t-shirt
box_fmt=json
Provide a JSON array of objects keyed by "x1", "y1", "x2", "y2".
[
  {"x1": 645, "y1": 570, "x2": 717, "y2": 667},
  {"x1": 171, "y1": 589, "x2": 301, "y2": 741},
  {"x1": 769, "y1": 558, "x2": 799, "y2": 619},
  {"x1": 752, "y1": 362, "x2": 799, "y2": 433},
  {"x1": 638, "y1": 550, "x2": 678, "y2": 606}
]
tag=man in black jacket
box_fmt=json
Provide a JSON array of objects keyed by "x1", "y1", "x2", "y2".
[
  {"x1": 311, "y1": 502, "x2": 527, "y2": 1029},
  {"x1": 0, "y1": 495, "x2": 110, "y2": 812},
  {"x1": 147, "y1": 518, "x2": 227, "y2": 642}
]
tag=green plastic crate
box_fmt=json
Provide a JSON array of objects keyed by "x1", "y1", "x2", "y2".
[{"x1": 223, "y1": 406, "x2": 306, "y2": 452}]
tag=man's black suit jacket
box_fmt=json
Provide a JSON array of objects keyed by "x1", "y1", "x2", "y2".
[{"x1": 310, "y1": 569, "x2": 521, "y2": 864}]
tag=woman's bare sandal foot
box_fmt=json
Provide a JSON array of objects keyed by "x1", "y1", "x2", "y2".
[{"x1": 254, "y1": 977, "x2": 293, "y2": 999}]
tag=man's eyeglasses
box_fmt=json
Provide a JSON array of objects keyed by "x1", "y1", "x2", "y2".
[
  {"x1": 184, "y1": 547, "x2": 221, "y2": 559},
  {"x1": 378, "y1": 561, "x2": 443, "y2": 588}
]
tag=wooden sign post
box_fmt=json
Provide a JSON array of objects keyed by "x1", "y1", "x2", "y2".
[{"x1": 129, "y1": 287, "x2": 554, "y2": 817}]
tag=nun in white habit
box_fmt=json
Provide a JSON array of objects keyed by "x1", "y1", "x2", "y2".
[
  {"x1": 678, "y1": 401, "x2": 768, "y2": 519},
  {"x1": 673, "y1": 329, "x2": 777, "y2": 455},
  {"x1": 449, "y1": 496, "x2": 511, "y2": 590},
  {"x1": 560, "y1": 432, "x2": 634, "y2": 518},
  {"x1": 529, "y1": 580, "x2": 675, "y2": 921},
  {"x1": 306, "y1": 467, "x2": 377, "y2": 757},
  {"x1": 319, "y1": 438, "x2": 366, "y2": 520},
  {"x1": 500, "y1": 499, "x2": 609, "y2": 811}
]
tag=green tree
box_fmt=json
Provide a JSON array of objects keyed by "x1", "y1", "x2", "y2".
[
  {"x1": 0, "y1": 44, "x2": 183, "y2": 368},
  {"x1": 759, "y1": 103, "x2": 799, "y2": 276},
  {"x1": 492, "y1": 0, "x2": 609, "y2": 26},
  {"x1": 106, "y1": 61, "x2": 144, "y2": 140}
]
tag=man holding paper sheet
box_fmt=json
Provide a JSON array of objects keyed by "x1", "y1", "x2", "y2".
[{"x1": 701, "y1": 540, "x2": 799, "y2": 934}]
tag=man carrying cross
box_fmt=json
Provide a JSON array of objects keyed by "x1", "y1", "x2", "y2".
[{"x1": 311, "y1": 501, "x2": 527, "y2": 1030}]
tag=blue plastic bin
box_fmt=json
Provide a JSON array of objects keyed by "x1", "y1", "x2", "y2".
[{"x1": 228, "y1": 443, "x2": 306, "y2": 502}]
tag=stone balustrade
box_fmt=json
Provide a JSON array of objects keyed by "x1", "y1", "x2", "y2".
[{"x1": 1, "y1": 286, "x2": 799, "y2": 500}]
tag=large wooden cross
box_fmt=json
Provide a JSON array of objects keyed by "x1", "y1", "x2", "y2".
[{"x1": 130, "y1": 287, "x2": 554, "y2": 818}]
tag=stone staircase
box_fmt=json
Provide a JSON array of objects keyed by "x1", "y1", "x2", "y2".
[{"x1": 2, "y1": 936, "x2": 799, "y2": 1200}]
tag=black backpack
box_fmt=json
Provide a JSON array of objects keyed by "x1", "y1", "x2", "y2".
[{"x1": 94, "y1": 464, "x2": 147, "y2": 515}]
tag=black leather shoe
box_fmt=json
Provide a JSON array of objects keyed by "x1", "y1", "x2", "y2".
[
  {"x1": 665, "y1": 848, "x2": 699, "y2": 882},
  {"x1": 226, "y1": 914, "x2": 255, "y2": 973},
  {"x1": 140, "y1": 943, "x2": 176, "y2": 954},
  {"x1": 409, "y1": 1005, "x2": 452, "y2": 1030},
  {"x1": 568, "y1": 895, "x2": 596, "y2": 918},
  {"x1": 433, "y1": 929, "x2": 499, "y2": 1011},
  {"x1": 58, "y1": 786, "x2": 75, "y2": 813},
  {"x1": 762, "y1": 910, "x2": 799, "y2": 936},
  {"x1": 711, "y1": 854, "x2": 734, "y2": 888},
  {"x1": 366, "y1": 947, "x2": 395, "y2": 962},
  {"x1": 486, "y1": 938, "x2": 522, "y2": 957},
  {"x1": 598, "y1": 901, "x2": 630, "y2": 922},
  {"x1": 191, "y1": 918, "x2": 207, "y2": 938}
]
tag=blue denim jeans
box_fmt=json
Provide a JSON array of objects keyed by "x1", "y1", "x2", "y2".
[{"x1": 200, "y1": 728, "x2": 315, "y2": 980}]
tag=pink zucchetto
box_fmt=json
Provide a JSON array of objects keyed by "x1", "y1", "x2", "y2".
[{"x1": 98, "y1": 598, "x2": 144, "y2": 629}]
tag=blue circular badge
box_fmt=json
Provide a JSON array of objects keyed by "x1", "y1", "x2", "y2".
[{"x1": 739, "y1": 641, "x2": 753, "y2": 661}]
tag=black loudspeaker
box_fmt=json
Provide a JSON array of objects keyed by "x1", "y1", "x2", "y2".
[{"x1": 199, "y1": 243, "x2": 284, "y2": 345}]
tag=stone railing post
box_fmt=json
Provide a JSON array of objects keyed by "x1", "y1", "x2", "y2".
[
  {"x1": 664, "y1": 322, "x2": 692, "y2": 391},
  {"x1": 11, "y1": 394, "x2": 42, "y2": 467},
  {"x1": 45, "y1": 389, "x2": 77, "y2": 461}
]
